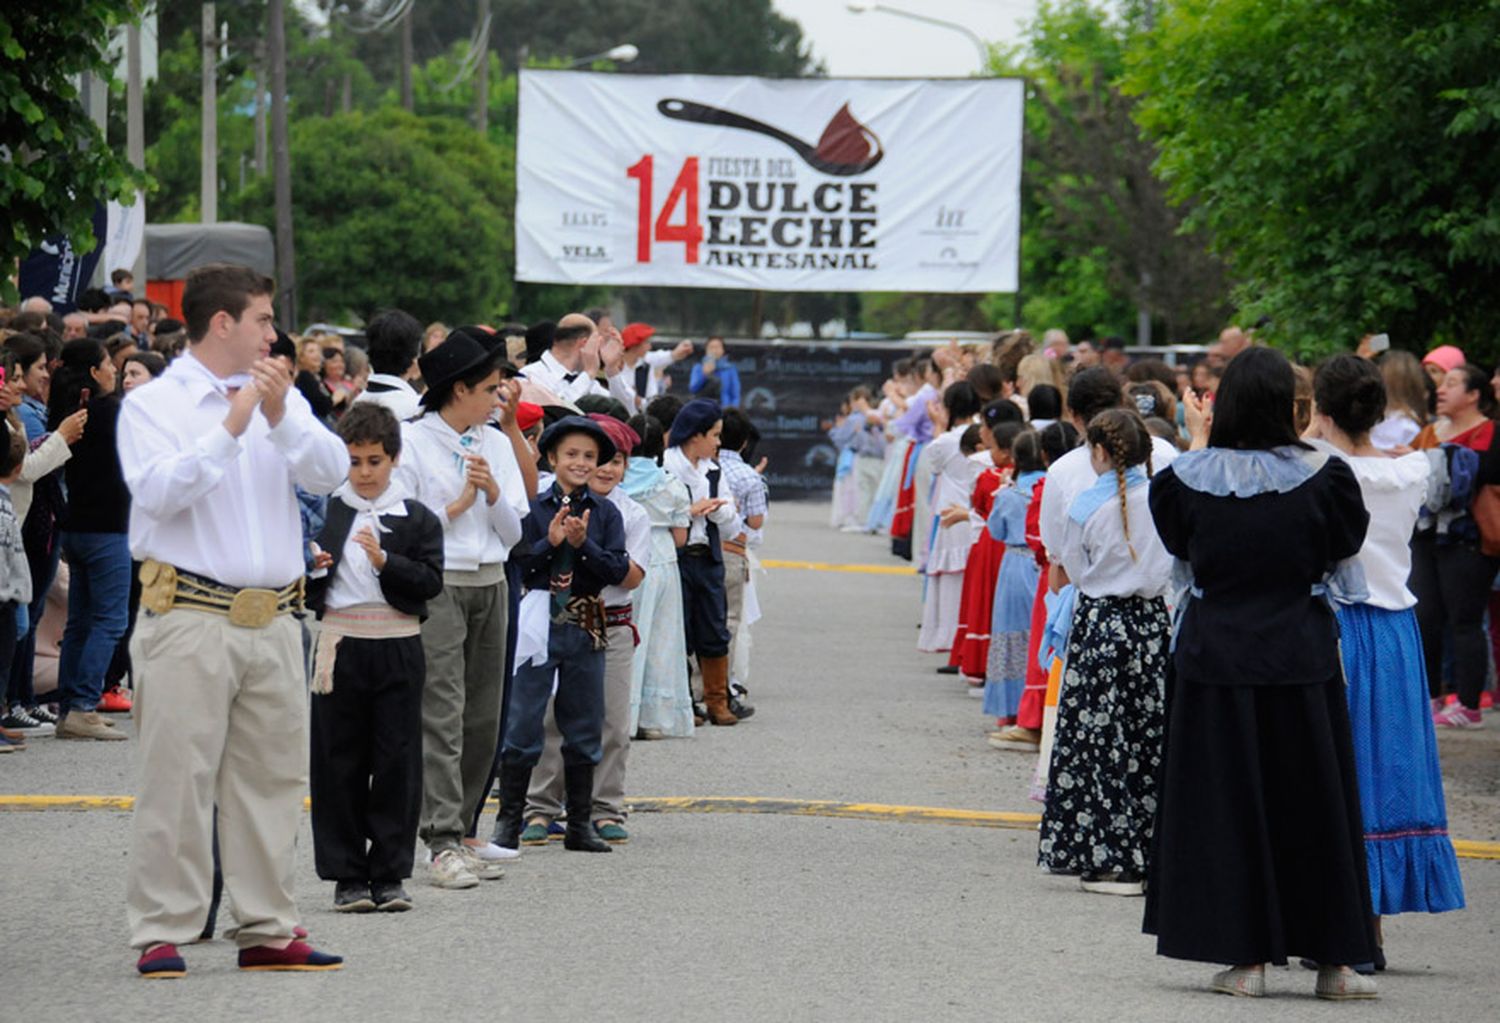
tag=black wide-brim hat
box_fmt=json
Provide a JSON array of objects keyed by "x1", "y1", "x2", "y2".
[
  {"x1": 538, "y1": 414, "x2": 617, "y2": 466},
  {"x1": 419, "y1": 331, "x2": 496, "y2": 393}
]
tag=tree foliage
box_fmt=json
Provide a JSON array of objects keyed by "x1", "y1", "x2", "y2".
[
  {"x1": 998, "y1": 0, "x2": 1228, "y2": 343},
  {"x1": 229, "y1": 107, "x2": 511, "y2": 325},
  {"x1": 1, "y1": 0, "x2": 147, "y2": 303},
  {"x1": 1127, "y1": 0, "x2": 1500, "y2": 357}
]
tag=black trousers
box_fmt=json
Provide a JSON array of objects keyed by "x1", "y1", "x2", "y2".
[
  {"x1": 678, "y1": 552, "x2": 731, "y2": 658},
  {"x1": 500, "y1": 622, "x2": 605, "y2": 768},
  {"x1": 1410, "y1": 535, "x2": 1499, "y2": 708},
  {"x1": 309, "y1": 633, "x2": 425, "y2": 882}
]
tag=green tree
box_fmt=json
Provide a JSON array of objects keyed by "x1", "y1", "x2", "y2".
[
  {"x1": 1126, "y1": 0, "x2": 1500, "y2": 357},
  {"x1": 400, "y1": 0, "x2": 815, "y2": 75},
  {"x1": 998, "y1": 0, "x2": 1228, "y2": 343},
  {"x1": 1, "y1": 1, "x2": 148, "y2": 303},
  {"x1": 228, "y1": 108, "x2": 512, "y2": 325}
]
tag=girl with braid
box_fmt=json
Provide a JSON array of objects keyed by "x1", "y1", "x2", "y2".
[{"x1": 1036, "y1": 408, "x2": 1171, "y2": 896}]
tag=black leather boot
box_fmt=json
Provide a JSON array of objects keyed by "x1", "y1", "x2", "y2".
[
  {"x1": 562, "y1": 763, "x2": 611, "y2": 853},
  {"x1": 490, "y1": 762, "x2": 533, "y2": 850}
]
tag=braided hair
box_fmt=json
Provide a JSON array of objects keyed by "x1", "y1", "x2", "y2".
[{"x1": 1085, "y1": 408, "x2": 1153, "y2": 561}]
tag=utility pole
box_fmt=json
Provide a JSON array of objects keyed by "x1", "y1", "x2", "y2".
[
  {"x1": 400, "y1": 1, "x2": 414, "y2": 112},
  {"x1": 127, "y1": 22, "x2": 147, "y2": 287},
  {"x1": 473, "y1": 0, "x2": 489, "y2": 133},
  {"x1": 201, "y1": 4, "x2": 217, "y2": 223},
  {"x1": 1136, "y1": 0, "x2": 1155, "y2": 345},
  {"x1": 253, "y1": 39, "x2": 267, "y2": 176},
  {"x1": 269, "y1": 0, "x2": 297, "y2": 327}
]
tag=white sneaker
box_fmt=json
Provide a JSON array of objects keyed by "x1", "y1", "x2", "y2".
[
  {"x1": 1080, "y1": 872, "x2": 1146, "y2": 896},
  {"x1": 458, "y1": 845, "x2": 505, "y2": 881},
  {"x1": 1211, "y1": 967, "x2": 1266, "y2": 998},
  {"x1": 1315, "y1": 966, "x2": 1378, "y2": 1000},
  {"x1": 463, "y1": 839, "x2": 521, "y2": 861},
  {"x1": 428, "y1": 849, "x2": 479, "y2": 889}
]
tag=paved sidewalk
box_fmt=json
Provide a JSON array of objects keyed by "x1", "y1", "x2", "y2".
[{"x1": 2, "y1": 501, "x2": 1496, "y2": 1021}]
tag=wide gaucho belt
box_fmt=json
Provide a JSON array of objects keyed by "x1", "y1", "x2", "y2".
[{"x1": 139, "y1": 559, "x2": 303, "y2": 629}]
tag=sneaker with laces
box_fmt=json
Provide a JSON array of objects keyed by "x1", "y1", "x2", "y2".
[
  {"x1": 1433, "y1": 703, "x2": 1483, "y2": 729},
  {"x1": 28, "y1": 704, "x2": 58, "y2": 726},
  {"x1": 99, "y1": 686, "x2": 133, "y2": 713},
  {"x1": 1, "y1": 707, "x2": 54, "y2": 736},
  {"x1": 428, "y1": 849, "x2": 479, "y2": 889},
  {"x1": 458, "y1": 845, "x2": 505, "y2": 881}
]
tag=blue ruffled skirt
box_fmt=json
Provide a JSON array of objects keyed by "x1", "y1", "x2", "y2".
[{"x1": 1337, "y1": 602, "x2": 1466, "y2": 916}]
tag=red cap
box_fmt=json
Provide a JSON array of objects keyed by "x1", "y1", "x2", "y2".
[
  {"x1": 621, "y1": 322, "x2": 656, "y2": 349},
  {"x1": 516, "y1": 401, "x2": 544, "y2": 432},
  {"x1": 588, "y1": 413, "x2": 641, "y2": 457}
]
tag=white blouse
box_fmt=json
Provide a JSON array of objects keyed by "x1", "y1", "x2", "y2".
[
  {"x1": 1055, "y1": 478, "x2": 1172, "y2": 600},
  {"x1": 1308, "y1": 440, "x2": 1428, "y2": 610}
]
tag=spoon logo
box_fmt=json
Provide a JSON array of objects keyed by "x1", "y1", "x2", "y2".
[{"x1": 658, "y1": 99, "x2": 884, "y2": 177}]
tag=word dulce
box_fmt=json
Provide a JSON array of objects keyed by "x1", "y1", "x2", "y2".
[{"x1": 626, "y1": 155, "x2": 878, "y2": 271}]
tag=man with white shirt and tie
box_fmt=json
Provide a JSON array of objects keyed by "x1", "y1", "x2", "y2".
[
  {"x1": 519, "y1": 313, "x2": 607, "y2": 404},
  {"x1": 118, "y1": 263, "x2": 349, "y2": 978}
]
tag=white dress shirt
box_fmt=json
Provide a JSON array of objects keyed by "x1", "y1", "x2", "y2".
[
  {"x1": 662, "y1": 446, "x2": 738, "y2": 546},
  {"x1": 521, "y1": 349, "x2": 606, "y2": 404},
  {"x1": 397, "y1": 415, "x2": 528, "y2": 571},
  {"x1": 602, "y1": 487, "x2": 652, "y2": 607},
  {"x1": 117, "y1": 351, "x2": 348, "y2": 589},
  {"x1": 1055, "y1": 478, "x2": 1172, "y2": 599},
  {"x1": 1039, "y1": 434, "x2": 1179, "y2": 560},
  {"x1": 607, "y1": 349, "x2": 676, "y2": 410},
  {"x1": 354, "y1": 374, "x2": 421, "y2": 421}
]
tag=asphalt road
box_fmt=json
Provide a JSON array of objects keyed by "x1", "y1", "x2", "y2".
[{"x1": 3, "y1": 500, "x2": 1497, "y2": 1022}]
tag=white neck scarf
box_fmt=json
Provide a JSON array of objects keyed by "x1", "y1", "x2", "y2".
[
  {"x1": 332, "y1": 477, "x2": 410, "y2": 533},
  {"x1": 662, "y1": 446, "x2": 709, "y2": 499}
]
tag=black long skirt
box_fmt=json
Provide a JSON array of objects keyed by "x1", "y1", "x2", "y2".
[{"x1": 1143, "y1": 672, "x2": 1377, "y2": 966}]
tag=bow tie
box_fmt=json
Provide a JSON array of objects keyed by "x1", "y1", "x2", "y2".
[{"x1": 563, "y1": 372, "x2": 580, "y2": 384}]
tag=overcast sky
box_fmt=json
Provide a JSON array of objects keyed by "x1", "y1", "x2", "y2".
[{"x1": 772, "y1": 0, "x2": 1041, "y2": 76}]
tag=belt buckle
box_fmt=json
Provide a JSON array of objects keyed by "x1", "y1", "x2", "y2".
[
  {"x1": 139, "y1": 560, "x2": 178, "y2": 614},
  {"x1": 228, "y1": 588, "x2": 279, "y2": 628}
]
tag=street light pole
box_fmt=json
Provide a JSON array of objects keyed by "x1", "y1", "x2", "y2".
[
  {"x1": 846, "y1": 2, "x2": 989, "y2": 72},
  {"x1": 201, "y1": 3, "x2": 217, "y2": 223}
]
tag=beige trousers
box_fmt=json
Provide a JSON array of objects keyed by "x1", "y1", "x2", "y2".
[
  {"x1": 724, "y1": 550, "x2": 750, "y2": 683},
  {"x1": 126, "y1": 609, "x2": 307, "y2": 950},
  {"x1": 526, "y1": 622, "x2": 635, "y2": 822}
]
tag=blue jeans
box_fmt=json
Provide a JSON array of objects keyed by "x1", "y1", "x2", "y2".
[
  {"x1": 500, "y1": 622, "x2": 605, "y2": 769},
  {"x1": 56, "y1": 531, "x2": 132, "y2": 715}
]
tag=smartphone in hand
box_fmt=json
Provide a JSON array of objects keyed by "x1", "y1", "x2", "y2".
[{"x1": 78, "y1": 386, "x2": 91, "y2": 409}]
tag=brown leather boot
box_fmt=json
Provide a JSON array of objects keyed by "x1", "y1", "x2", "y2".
[{"x1": 700, "y1": 656, "x2": 738, "y2": 726}]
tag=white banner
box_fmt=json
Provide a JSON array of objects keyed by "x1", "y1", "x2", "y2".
[{"x1": 516, "y1": 71, "x2": 1023, "y2": 293}]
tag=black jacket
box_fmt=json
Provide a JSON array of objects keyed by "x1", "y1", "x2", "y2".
[{"x1": 306, "y1": 495, "x2": 445, "y2": 619}]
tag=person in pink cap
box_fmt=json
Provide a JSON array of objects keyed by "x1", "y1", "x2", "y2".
[{"x1": 1421, "y1": 345, "x2": 1465, "y2": 386}]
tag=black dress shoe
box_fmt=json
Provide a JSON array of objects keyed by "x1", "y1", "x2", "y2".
[
  {"x1": 371, "y1": 881, "x2": 413, "y2": 912},
  {"x1": 333, "y1": 880, "x2": 376, "y2": 913},
  {"x1": 936, "y1": 665, "x2": 960, "y2": 675}
]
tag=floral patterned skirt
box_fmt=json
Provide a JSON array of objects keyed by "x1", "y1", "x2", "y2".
[{"x1": 1037, "y1": 593, "x2": 1169, "y2": 876}]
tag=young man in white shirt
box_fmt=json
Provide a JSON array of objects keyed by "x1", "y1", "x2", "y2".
[
  {"x1": 519, "y1": 313, "x2": 607, "y2": 404},
  {"x1": 118, "y1": 262, "x2": 349, "y2": 977},
  {"x1": 354, "y1": 309, "x2": 424, "y2": 421},
  {"x1": 398, "y1": 332, "x2": 530, "y2": 889}
]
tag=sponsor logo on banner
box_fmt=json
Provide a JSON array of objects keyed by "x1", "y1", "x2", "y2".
[{"x1": 516, "y1": 72, "x2": 1023, "y2": 293}]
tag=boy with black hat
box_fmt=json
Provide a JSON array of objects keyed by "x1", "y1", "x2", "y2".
[
  {"x1": 520, "y1": 414, "x2": 650, "y2": 845},
  {"x1": 307, "y1": 403, "x2": 445, "y2": 913},
  {"x1": 399, "y1": 331, "x2": 529, "y2": 888},
  {"x1": 492, "y1": 416, "x2": 630, "y2": 854}
]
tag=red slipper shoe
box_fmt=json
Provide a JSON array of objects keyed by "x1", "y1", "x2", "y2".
[
  {"x1": 137, "y1": 943, "x2": 186, "y2": 979},
  {"x1": 238, "y1": 940, "x2": 343, "y2": 972}
]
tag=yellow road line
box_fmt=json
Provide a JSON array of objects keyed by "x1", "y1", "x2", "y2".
[
  {"x1": 4, "y1": 794, "x2": 1498, "y2": 861},
  {"x1": 761, "y1": 558, "x2": 916, "y2": 576}
]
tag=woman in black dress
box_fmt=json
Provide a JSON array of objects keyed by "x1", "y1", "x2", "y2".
[{"x1": 1144, "y1": 347, "x2": 1379, "y2": 1000}]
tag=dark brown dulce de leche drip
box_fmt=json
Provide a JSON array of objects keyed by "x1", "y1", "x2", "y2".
[{"x1": 814, "y1": 103, "x2": 882, "y2": 171}]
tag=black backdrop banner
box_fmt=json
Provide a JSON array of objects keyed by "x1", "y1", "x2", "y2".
[{"x1": 661, "y1": 339, "x2": 910, "y2": 500}]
